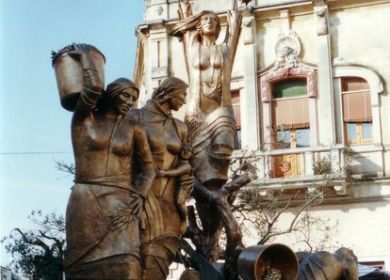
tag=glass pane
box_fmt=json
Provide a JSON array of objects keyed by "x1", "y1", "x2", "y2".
[
  {"x1": 273, "y1": 79, "x2": 307, "y2": 98},
  {"x1": 277, "y1": 130, "x2": 291, "y2": 149},
  {"x1": 347, "y1": 123, "x2": 357, "y2": 140},
  {"x1": 234, "y1": 129, "x2": 241, "y2": 150},
  {"x1": 362, "y1": 123, "x2": 372, "y2": 140},
  {"x1": 296, "y1": 128, "x2": 310, "y2": 147}
]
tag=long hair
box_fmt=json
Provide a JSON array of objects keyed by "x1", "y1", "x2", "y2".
[
  {"x1": 152, "y1": 77, "x2": 188, "y2": 104},
  {"x1": 171, "y1": 10, "x2": 221, "y2": 42},
  {"x1": 97, "y1": 77, "x2": 139, "y2": 111}
]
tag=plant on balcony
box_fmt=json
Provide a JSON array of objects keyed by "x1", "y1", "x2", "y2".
[{"x1": 313, "y1": 157, "x2": 332, "y2": 175}]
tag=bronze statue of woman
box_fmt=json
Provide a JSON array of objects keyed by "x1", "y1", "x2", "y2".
[
  {"x1": 171, "y1": 0, "x2": 243, "y2": 270},
  {"x1": 59, "y1": 44, "x2": 155, "y2": 280},
  {"x1": 129, "y1": 77, "x2": 194, "y2": 280}
]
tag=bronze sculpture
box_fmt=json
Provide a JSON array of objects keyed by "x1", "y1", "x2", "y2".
[
  {"x1": 50, "y1": 6, "x2": 336, "y2": 279},
  {"x1": 171, "y1": 1, "x2": 244, "y2": 277},
  {"x1": 296, "y1": 247, "x2": 359, "y2": 280},
  {"x1": 53, "y1": 44, "x2": 155, "y2": 279},
  {"x1": 129, "y1": 77, "x2": 194, "y2": 280}
]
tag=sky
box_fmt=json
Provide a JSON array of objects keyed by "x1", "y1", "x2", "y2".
[{"x1": 0, "y1": 0, "x2": 144, "y2": 266}]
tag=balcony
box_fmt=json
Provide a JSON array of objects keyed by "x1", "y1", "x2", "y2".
[{"x1": 231, "y1": 143, "x2": 389, "y2": 202}]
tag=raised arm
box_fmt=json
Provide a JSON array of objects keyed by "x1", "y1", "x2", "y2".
[
  {"x1": 70, "y1": 44, "x2": 104, "y2": 121},
  {"x1": 171, "y1": 0, "x2": 197, "y2": 80},
  {"x1": 224, "y1": 9, "x2": 242, "y2": 63},
  {"x1": 177, "y1": 0, "x2": 192, "y2": 20}
]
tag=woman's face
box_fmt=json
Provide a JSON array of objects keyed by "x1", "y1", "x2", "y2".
[
  {"x1": 169, "y1": 88, "x2": 187, "y2": 111},
  {"x1": 200, "y1": 13, "x2": 219, "y2": 36},
  {"x1": 113, "y1": 86, "x2": 139, "y2": 115}
]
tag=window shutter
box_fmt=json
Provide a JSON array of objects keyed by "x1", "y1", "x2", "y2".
[
  {"x1": 342, "y1": 78, "x2": 372, "y2": 122},
  {"x1": 272, "y1": 98, "x2": 309, "y2": 129},
  {"x1": 342, "y1": 91, "x2": 372, "y2": 122}
]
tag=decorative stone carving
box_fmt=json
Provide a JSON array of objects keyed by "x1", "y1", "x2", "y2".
[
  {"x1": 156, "y1": 5, "x2": 164, "y2": 15},
  {"x1": 242, "y1": 16, "x2": 255, "y2": 45},
  {"x1": 260, "y1": 31, "x2": 317, "y2": 102},
  {"x1": 312, "y1": 0, "x2": 328, "y2": 36},
  {"x1": 274, "y1": 30, "x2": 301, "y2": 69}
]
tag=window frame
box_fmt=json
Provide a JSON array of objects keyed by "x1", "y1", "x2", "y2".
[
  {"x1": 260, "y1": 66, "x2": 318, "y2": 151},
  {"x1": 333, "y1": 65, "x2": 384, "y2": 146}
]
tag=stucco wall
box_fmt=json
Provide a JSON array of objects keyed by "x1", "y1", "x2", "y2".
[{"x1": 251, "y1": 201, "x2": 390, "y2": 266}]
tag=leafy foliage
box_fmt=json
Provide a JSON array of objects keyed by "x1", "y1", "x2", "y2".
[{"x1": 1, "y1": 210, "x2": 65, "y2": 280}]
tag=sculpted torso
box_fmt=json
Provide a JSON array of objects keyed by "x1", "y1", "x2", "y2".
[
  {"x1": 140, "y1": 109, "x2": 186, "y2": 200},
  {"x1": 192, "y1": 44, "x2": 224, "y2": 114},
  {"x1": 72, "y1": 113, "x2": 135, "y2": 181}
]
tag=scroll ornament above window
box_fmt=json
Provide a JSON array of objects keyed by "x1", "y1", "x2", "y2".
[{"x1": 260, "y1": 30, "x2": 317, "y2": 102}]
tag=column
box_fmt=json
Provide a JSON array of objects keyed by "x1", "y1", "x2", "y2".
[
  {"x1": 241, "y1": 10, "x2": 260, "y2": 150},
  {"x1": 148, "y1": 23, "x2": 169, "y2": 92},
  {"x1": 312, "y1": 0, "x2": 336, "y2": 146}
]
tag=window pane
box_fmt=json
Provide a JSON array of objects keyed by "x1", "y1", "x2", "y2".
[
  {"x1": 362, "y1": 123, "x2": 372, "y2": 140},
  {"x1": 273, "y1": 79, "x2": 307, "y2": 98},
  {"x1": 347, "y1": 123, "x2": 357, "y2": 140},
  {"x1": 234, "y1": 129, "x2": 241, "y2": 150},
  {"x1": 296, "y1": 128, "x2": 310, "y2": 147},
  {"x1": 277, "y1": 130, "x2": 291, "y2": 149}
]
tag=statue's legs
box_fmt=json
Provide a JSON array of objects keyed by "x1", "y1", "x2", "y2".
[
  {"x1": 65, "y1": 255, "x2": 141, "y2": 280},
  {"x1": 141, "y1": 236, "x2": 181, "y2": 280},
  {"x1": 64, "y1": 184, "x2": 142, "y2": 279}
]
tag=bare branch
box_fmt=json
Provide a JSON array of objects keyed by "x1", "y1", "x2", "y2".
[{"x1": 56, "y1": 161, "x2": 75, "y2": 175}]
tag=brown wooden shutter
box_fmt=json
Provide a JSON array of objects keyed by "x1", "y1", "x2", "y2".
[
  {"x1": 342, "y1": 78, "x2": 372, "y2": 122},
  {"x1": 272, "y1": 98, "x2": 309, "y2": 129}
]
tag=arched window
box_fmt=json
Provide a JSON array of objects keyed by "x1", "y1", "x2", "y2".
[
  {"x1": 341, "y1": 77, "x2": 372, "y2": 145},
  {"x1": 333, "y1": 65, "x2": 383, "y2": 146},
  {"x1": 272, "y1": 79, "x2": 310, "y2": 149}
]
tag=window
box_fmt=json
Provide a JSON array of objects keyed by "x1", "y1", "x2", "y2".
[
  {"x1": 360, "y1": 261, "x2": 385, "y2": 270},
  {"x1": 341, "y1": 77, "x2": 372, "y2": 145},
  {"x1": 271, "y1": 79, "x2": 310, "y2": 178},
  {"x1": 272, "y1": 79, "x2": 310, "y2": 149},
  {"x1": 232, "y1": 90, "x2": 241, "y2": 149}
]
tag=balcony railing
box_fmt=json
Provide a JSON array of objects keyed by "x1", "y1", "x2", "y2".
[{"x1": 231, "y1": 145, "x2": 349, "y2": 189}]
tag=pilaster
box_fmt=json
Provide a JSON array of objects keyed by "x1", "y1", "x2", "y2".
[
  {"x1": 147, "y1": 22, "x2": 169, "y2": 91},
  {"x1": 241, "y1": 9, "x2": 260, "y2": 150},
  {"x1": 312, "y1": 0, "x2": 336, "y2": 146}
]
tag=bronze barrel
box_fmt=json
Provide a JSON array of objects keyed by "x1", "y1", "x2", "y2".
[
  {"x1": 237, "y1": 244, "x2": 299, "y2": 280},
  {"x1": 52, "y1": 44, "x2": 105, "y2": 111}
]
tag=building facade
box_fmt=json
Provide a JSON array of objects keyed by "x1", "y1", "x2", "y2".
[{"x1": 134, "y1": 0, "x2": 390, "y2": 273}]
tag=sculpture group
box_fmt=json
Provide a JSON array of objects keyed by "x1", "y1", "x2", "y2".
[{"x1": 52, "y1": 1, "x2": 358, "y2": 280}]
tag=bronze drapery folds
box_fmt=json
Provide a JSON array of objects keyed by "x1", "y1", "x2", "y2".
[
  {"x1": 53, "y1": 44, "x2": 156, "y2": 279},
  {"x1": 296, "y1": 247, "x2": 359, "y2": 280},
  {"x1": 171, "y1": 1, "x2": 249, "y2": 279},
  {"x1": 129, "y1": 77, "x2": 194, "y2": 280}
]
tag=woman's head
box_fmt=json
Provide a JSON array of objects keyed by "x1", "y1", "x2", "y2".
[
  {"x1": 197, "y1": 12, "x2": 221, "y2": 38},
  {"x1": 99, "y1": 78, "x2": 139, "y2": 115},
  {"x1": 152, "y1": 77, "x2": 188, "y2": 111},
  {"x1": 171, "y1": 10, "x2": 221, "y2": 41}
]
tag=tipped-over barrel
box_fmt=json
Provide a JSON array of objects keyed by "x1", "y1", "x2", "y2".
[
  {"x1": 238, "y1": 244, "x2": 299, "y2": 280},
  {"x1": 52, "y1": 44, "x2": 105, "y2": 111}
]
